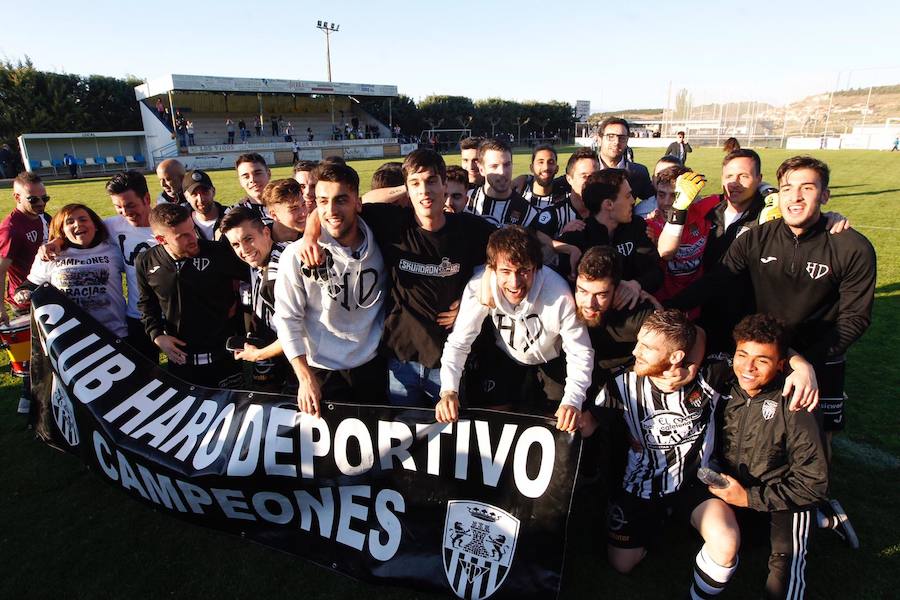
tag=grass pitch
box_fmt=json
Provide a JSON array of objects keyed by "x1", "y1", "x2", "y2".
[{"x1": 0, "y1": 147, "x2": 897, "y2": 598}]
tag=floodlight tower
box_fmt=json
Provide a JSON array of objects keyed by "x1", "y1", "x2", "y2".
[{"x1": 316, "y1": 20, "x2": 340, "y2": 82}]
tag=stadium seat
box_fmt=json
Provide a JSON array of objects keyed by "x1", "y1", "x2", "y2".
[
  {"x1": 133, "y1": 154, "x2": 145, "y2": 164},
  {"x1": 95, "y1": 156, "x2": 107, "y2": 166},
  {"x1": 75, "y1": 158, "x2": 86, "y2": 166},
  {"x1": 51, "y1": 159, "x2": 64, "y2": 168},
  {"x1": 29, "y1": 160, "x2": 42, "y2": 170},
  {"x1": 114, "y1": 156, "x2": 127, "y2": 165},
  {"x1": 40, "y1": 160, "x2": 52, "y2": 168},
  {"x1": 106, "y1": 156, "x2": 117, "y2": 166},
  {"x1": 85, "y1": 157, "x2": 96, "y2": 166}
]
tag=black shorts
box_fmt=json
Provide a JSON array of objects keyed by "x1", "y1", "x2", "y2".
[
  {"x1": 607, "y1": 483, "x2": 714, "y2": 549},
  {"x1": 310, "y1": 355, "x2": 388, "y2": 405},
  {"x1": 816, "y1": 359, "x2": 846, "y2": 432}
]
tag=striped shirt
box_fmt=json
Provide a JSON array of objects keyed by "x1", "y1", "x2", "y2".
[
  {"x1": 466, "y1": 187, "x2": 537, "y2": 227},
  {"x1": 596, "y1": 362, "x2": 730, "y2": 499},
  {"x1": 247, "y1": 241, "x2": 287, "y2": 339},
  {"x1": 521, "y1": 175, "x2": 566, "y2": 209},
  {"x1": 532, "y1": 196, "x2": 584, "y2": 239}
]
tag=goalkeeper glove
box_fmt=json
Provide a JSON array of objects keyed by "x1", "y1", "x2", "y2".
[
  {"x1": 758, "y1": 190, "x2": 782, "y2": 224},
  {"x1": 667, "y1": 171, "x2": 707, "y2": 224}
]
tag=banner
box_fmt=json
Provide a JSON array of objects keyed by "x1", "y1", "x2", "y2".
[{"x1": 29, "y1": 285, "x2": 580, "y2": 600}]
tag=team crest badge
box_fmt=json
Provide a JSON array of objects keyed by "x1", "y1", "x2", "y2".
[
  {"x1": 50, "y1": 375, "x2": 79, "y2": 447},
  {"x1": 443, "y1": 501, "x2": 520, "y2": 600},
  {"x1": 762, "y1": 399, "x2": 778, "y2": 420},
  {"x1": 26, "y1": 231, "x2": 39, "y2": 243}
]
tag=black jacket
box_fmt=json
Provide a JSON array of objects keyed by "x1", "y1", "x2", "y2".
[
  {"x1": 716, "y1": 379, "x2": 828, "y2": 512},
  {"x1": 136, "y1": 240, "x2": 249, "y2": 355},
  {"x1": 600, "y1": 158, "x2": 654, "y2": 201}
]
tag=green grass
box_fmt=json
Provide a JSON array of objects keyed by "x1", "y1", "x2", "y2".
[{"x1": 1, "y1": 147, "x2": 898, "y2": 598}]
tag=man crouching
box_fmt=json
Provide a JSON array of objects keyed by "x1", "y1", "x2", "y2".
[{"x1": 436, "y1": 225, "x2": 593, "y2": 431}]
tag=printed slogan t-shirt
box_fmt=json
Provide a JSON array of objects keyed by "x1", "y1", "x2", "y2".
[
  {"x1": 26, "y1": 241, "x2": 127, "y2": 337},
  {"x1": 104, "y1": 216, "x2": 157, "y2": 319},
  {"x1": 362, "y1": 204, "x2": 495, "y2": 367}
]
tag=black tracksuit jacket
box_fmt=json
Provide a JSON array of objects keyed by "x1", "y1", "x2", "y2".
[
  {"x1": 715, "y1": 378, "x2": 829, "y2": 512},
  {"x1": 136, "y1": 240, "x2": 249, "y2": 355}
]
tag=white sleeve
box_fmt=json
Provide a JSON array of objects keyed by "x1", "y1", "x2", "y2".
[
  {"x1": 439, "y1": 270, "x2": 491, "y2": 395},
  {"x1": 557, "y1": 297, "x2": 594, "y2": 410},
  {"x1": 25, "y1": 254, "x2": 52, "y2": 287},
  {"x1": 272, "y1": 245, "x2": 309, "y2": 362}
]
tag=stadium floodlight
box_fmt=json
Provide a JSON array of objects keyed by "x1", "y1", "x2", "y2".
[{"x1": 315, "y1": 20, "x2": 340, "y2": 82}]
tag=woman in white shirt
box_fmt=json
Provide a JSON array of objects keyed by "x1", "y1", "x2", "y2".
[{"x1": 16, "y1": 203, "x2": 127, "y2": 337}]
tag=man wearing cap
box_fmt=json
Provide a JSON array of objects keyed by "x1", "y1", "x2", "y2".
[{"x1": 183, "y1": 169, "x2": 228, "y2": 241}]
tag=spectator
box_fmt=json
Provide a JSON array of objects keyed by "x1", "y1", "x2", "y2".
[
  {"x1": 238, "y1": 119, "x2": 247, "y2": 143},
  {"x1": 63, "y1": 153, "x2": 78, "y2": 178},
  {"x1": 225, "y1": 118, "x2": 236, "y2": 144},
  {"x1": 186, "y1": 121, "x2": 195, "y2": 145},
  {"x1": 254, "y1": 116, "x2": 262, "y2": 137},
  {"x1": 0, "y1": 144, "x2": 13, "y2": 179},
  {"x1": 666, "y1": 131, "x2": 693, "y2": 165},
  {"x1": 271, "y1": 115, "x2": 278, "y2": 136},
  {"x1": 155, "y1": 98, "x2": 165, "y2": 119},
  {"x1": 307, "y1": 127, "x2": 314, "y2": 142}
]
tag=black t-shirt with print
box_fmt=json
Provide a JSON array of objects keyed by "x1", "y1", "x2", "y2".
[{"x1": 362, "y1": 204, "x2": 496, "y2": 367}]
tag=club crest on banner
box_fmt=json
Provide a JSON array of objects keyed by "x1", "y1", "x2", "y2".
[
  {"x1": 50, "y1": 375, "x2": 79, "y2": 447},
  {"x1": 443, "y1": 500, "x2": 520, "y2": 600}
]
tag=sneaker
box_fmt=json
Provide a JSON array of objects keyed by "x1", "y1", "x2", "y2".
[
  {"x1": 820, "y1": 499, "x2": 859, "y2": 549},
  {"x1": 17, "y1": 396, "x2": 30, "y2": 415}
]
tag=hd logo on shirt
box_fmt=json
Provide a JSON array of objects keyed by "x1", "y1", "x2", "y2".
[{"x1": 805, "y1": 262, "x2": 829, "y2": 280}]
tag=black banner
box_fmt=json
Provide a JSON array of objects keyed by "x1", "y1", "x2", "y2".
[{"x1": 29, "y1": 285, "x2": 581, "y2": 600}]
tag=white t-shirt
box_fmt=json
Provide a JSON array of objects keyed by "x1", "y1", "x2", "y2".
[
  {"x1": 27, "y1": 240, "x2": 128, "y2": 337},
  {"x1": 104, "y1": 216, "x2": 157, "y2": 319},
  {"x1": 192, "y1": 212, "x2": 218, "y2": 240}
]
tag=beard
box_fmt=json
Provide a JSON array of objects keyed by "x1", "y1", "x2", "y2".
[
  {"x1": 576, "y1": 306, "x2": 603, "y2": 328},
  {"x1": 633, "y1": 356, "x2": 671, "y2": 378}
]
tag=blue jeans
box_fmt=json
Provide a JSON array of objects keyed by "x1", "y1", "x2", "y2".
[{"x1": 387, "y1": 358, "x2": 441, "y2": 408}]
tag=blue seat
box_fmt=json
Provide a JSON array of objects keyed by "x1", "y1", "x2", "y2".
[
  {"x1": 95, "y1": 156, "x2": 107, "y2": 165},
  {"x1": 114, "y1": 156, "x2": 127, "y2": 165},
  {"x1": 75, "y1": 158, "x2": 86, "y2": 166},
  {"x1": 51, "y1": 159, "x2": 64, "y2": 168},
  {"x1": 133, "y1": 154, "x2": 145, "y2": 163},
  {"x1": 29, "y1": 160, "x2": 42, "y2": 170}
]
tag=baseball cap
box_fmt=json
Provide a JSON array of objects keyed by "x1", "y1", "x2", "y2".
[{"x1": 182, "y1": 169, "x2": 214, "y2": 195}]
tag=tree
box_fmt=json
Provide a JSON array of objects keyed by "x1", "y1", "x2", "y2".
[{"x1": 419, "y1": 95, "x2": 475, "y2": 133}]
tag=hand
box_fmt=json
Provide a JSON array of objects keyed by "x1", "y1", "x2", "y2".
[
  {"x1": 657, "y1": 361, "x2": 698, "y2": 389},
  {"x1": 560, "y1": 219, "x2": 586, "y2": 234},
  {"x1": 567, "y1": 246, "x2": 582, "y2": 281},
  {"x1": 299, "y1": 237, "x2": 323, "y2": 267},
  {"x1": 479, "y1": 267, "x2": 496, "y2": 308},
  {"x1": 38, "y1": 239, "x2": 63, "y2": 262},
  {"x1": 555, "y1": 405, "x2": 580, "y2": 433},
  {"x1": 672, "y1": 172, "x2": 707, "y2": 211},
  {"x1": 155, "y1": 335, "x2": 187, "y2": 365},
  {"x1": 637, "y1": 289, "x2": 663, "y2": 310},
  {"x1": 758, "y1": 192, "x2": 782, "y2": 224},
  {"x1": 235, "y1": 343, "x2": 262, "y2": 362},
  {"x1": 13, "y1": 290, "x2": 31, "y2": 305},
  {"x1": 784, "y1": 360, "x2": 819, "y2": 412},
  {"x1": 296, "y1": 371, "x2": 323, "y2": 418},
  {"x1": 435, "y1": 391, "x2": 460, "y2": 423},
  {"x1": 613, "y1": 279, "x2": 642, "y2": 310},
  {"x1": 824, "y1": 211, "x2": 851, "y2": 234},
  {"x1": 436, "y1": 300, "x2": 460, "y2": 330},
  {"x1": 709, "y1": 474, "x2": 749, "y2": 507},
  {"x1": 578, "y1": 410, "x2": 599, "y2": 437}
]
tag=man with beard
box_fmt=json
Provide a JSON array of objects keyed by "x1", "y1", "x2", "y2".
[
  {"x1": 137, "y1": 203, "x2": 249, "y2": 388},
  {"x1": 531, "y1": 147, "x2": 599, "y2": 239},
  {"x1": 466, "y1": 138, "x2": 538, "y2": 227},
  {"x1": 155, "y1": 159, "x2": 188, "y2": 206},
  {"x1": 597, "y1": 117, "x2": 654, "y2": 201},
  {"x1": 262, "y1": 179, "x2": 307, "y2": 243},
  {"x1": 511, "y1": 145, "x2": 567, "y2": 209},
  {"x1": 233, "y1": 153, "x2": 273, "y2": 224},
  {"x1": 183, "y1": 170, "x2": 228, "y2": 241},
  {"x1": 460, "y1": 136, "x2": 484, "y2": 190},
  {"x1": 444, "y1": 166, "x2": 469, "y2": 213},
  {"x1": 274, "y1": 162, "x2": 388, "y2": 413},
  {"x1": 436, "y1": 226, "x2": 592, "y2": 431}
]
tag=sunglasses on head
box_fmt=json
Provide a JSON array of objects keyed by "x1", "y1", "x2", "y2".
[{"x1": 26, "y1": 195, "x2": 50, "y2": 204}]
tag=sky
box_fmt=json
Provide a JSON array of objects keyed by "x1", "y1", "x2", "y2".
[{"x1": 2, "y1": 0, "x2": 900, "y2": 112}]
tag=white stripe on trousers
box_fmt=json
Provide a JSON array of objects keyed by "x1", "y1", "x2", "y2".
[{"x1": 786, "y1": 510, "x2": 810, "y2": 600}]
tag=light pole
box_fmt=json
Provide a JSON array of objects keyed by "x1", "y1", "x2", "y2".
[{"x1": 316, "y1": 20, "x2": 340, "y2": 137}]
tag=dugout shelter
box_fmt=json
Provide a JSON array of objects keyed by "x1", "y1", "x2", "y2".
[{"x1": 135, "y1": 74, "x2": 403, "y2": 170}]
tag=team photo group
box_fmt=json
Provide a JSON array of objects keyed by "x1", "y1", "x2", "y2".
[{"x1": 1, "y1": 116, "x2": 876, "y2": 600}]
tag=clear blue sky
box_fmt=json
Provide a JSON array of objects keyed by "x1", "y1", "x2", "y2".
[{"x1": 2, "y1": 0, "x2": 899, "y2": 111}]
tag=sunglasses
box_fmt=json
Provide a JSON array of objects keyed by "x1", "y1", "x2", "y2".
[{"x1": 26, "y1": 195, "x2": 50, "y2": 204}]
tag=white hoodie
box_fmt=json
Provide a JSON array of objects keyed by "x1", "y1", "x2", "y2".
[
  {"x1": 439, "y1": 266, "x2": 594, "y2": 410},
  {"x1": 273, "y1": 219, "x2": 387, "y2": 370}
]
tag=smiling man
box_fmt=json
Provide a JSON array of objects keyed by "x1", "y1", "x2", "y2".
[
  {"x1": 233, "y1": 153, "x2": 273, "y2": 224},
  {"x1": 437, "y1": 226, "x2": 593, "y2": 431},
  {"x1": 597, "y1": 116, "x2": 654, "y2": 201},
  {"x1": 182, "y1": 169, "x2": 228, "y2": 241},
  {"x1": 137, "y1": 203, "x2": 249, "y2": 388},
  {"x1": 466, "y1": 138, "x2": 537, "y2": 227},
  {"x1": 512, "y1": 144, "x2": 567, "y2": 209}
]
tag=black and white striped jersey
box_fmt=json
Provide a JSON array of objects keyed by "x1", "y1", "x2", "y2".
[
  {"x1": 246, "y1": 241, "x2": 287, "y2": 341},
  {"x1": 532, "y1": 196, "x2": 583, "y2": 239},
  {"x1": 596, "y1": 361, "x2": 731, "y2": 499},
  {"x1": 521, "y1": 175, "x2": 566, "y2": 209},
  {"x1": 232, "y1": 197, "x2": 273, "y2": 226},
  {"x1": 465, "y1": 187, "x2": 537, "y2": 227}
]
